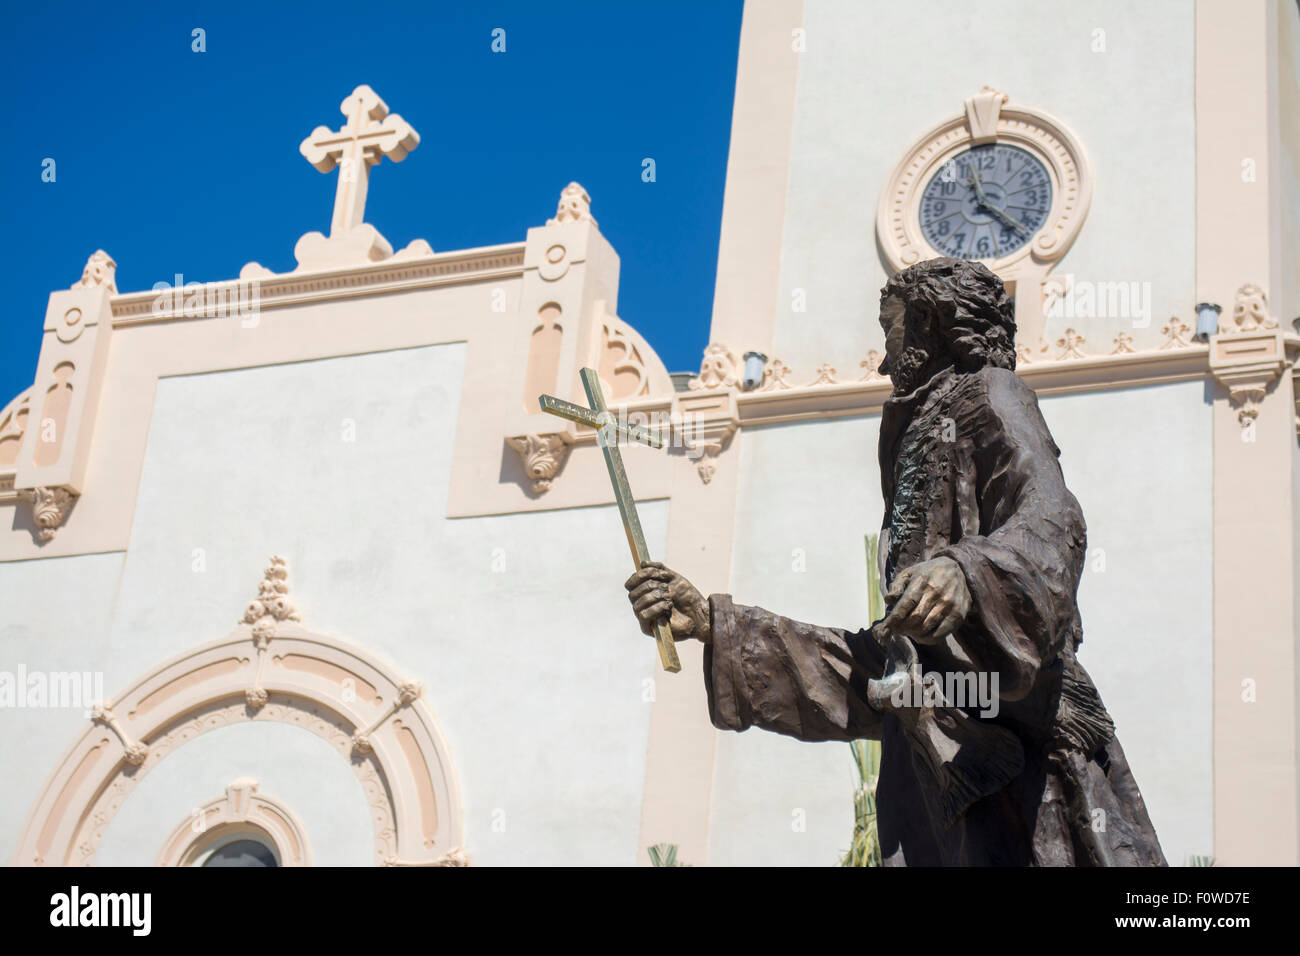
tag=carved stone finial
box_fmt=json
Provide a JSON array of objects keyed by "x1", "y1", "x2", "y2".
[
  {"x1": 241, "y1": 556, "x2": 302, "y2": 631},
  {"x1": 239, "y1": 556, "x2": 300, "y2": 708},
  {"x1": 689, "y1": 344, "x2": 741, "y2": 391},
  {"x1": 1223, "y1": 284, "x2": 1277, "y2": 335},
  {"x1": 27, "y1": 487, "x2": 76, "y2": 543},
  {"x1": 507, "y1": 434, "x2": 572, "y2": 495},
  {"x1": 72, "y1": 250, "x2": 117, "y2": 294},
  {"x1": 547, "y1": 182, "x2": 597, "y2": 227}
]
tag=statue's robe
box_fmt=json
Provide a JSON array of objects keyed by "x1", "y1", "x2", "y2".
[{"x1": 704, "y1": 364, "x2": 1166, "y2": 866}]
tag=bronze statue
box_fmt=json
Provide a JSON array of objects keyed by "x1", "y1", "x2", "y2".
[{"x1": 626, "y1": 257, "x2": 1166, "y2": 866}]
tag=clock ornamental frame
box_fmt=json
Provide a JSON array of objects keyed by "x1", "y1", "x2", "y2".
[{"x1": 876, "y1": 87, "x2": 1093, "y2": 357}]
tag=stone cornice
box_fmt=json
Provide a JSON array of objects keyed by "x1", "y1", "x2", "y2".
[
  {"x1": 735, "y1": 346, "x2": 1213, "y2": 427},
  {"x1": 546, "y1": 345, "x2": 1215, "y2": 446},
  {"x1": 108, "y1": 243, "x2": 527, "y2": 326}
]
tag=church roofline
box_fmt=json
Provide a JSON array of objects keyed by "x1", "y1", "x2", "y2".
[{"x1": 108, "y1": 241, "x2": 528, "y2": 327}]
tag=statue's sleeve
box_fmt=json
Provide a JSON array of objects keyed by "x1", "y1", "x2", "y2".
[
  {"x1": 938, "y1": 367, "x2": 1087, "y2": 701},
  {"x1": 702, "y1": 594, "x2": 887, "y2": 741}
]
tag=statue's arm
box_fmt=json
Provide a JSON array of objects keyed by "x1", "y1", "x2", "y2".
[{"x1": 703, "y1": 594, "x2": 888, "y2": 742}]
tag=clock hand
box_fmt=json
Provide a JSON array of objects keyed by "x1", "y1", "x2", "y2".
[
  {"x1": 968, "y1": 171, "x2": 1030, "y2": 237},
  {"x1": 986, "y1": 204, "x2": 1030, "y2": 237}
]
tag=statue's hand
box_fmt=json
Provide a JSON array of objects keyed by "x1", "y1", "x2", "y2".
[
  {"x1": 879, "y1": 556, "x2": 971, "y2": 645},
  {"x1": 624, "y1": 561, "x2": 712, "y2": 644}
]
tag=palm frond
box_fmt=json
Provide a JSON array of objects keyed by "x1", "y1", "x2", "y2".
[
  {"x1": 841, "y1": 533, "x2": 885, "y2": 867},
  {"x1": 648, "y1": 842, "x2": 690, "y2": 866}
]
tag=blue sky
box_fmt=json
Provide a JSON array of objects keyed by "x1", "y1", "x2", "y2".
[{"x1": 0, "y1": 0, "x2": 744, "y2": 406}]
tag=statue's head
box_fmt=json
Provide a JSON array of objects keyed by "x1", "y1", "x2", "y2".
[{"x1": 877, "y1": 257, "x2": 1017, "y2": 394}]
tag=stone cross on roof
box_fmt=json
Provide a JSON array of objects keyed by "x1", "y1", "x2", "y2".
[{"x1": 300, "y1": 84, "x2": 420, "y2": 238}]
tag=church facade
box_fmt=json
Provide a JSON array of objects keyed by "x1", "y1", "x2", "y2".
[{"x1": 2, "y1": 0, "x2": 1298, "y2": 866}]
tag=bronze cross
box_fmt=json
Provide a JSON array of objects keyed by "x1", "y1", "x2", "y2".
[{"x1": 539, "y1": 368, "x2": 681, "y2": 673}]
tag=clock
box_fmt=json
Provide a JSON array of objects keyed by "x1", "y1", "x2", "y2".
[
  {"x1": 918, "y1": 143, "x2": 1052, "y2": 261},
  {"x1": 876, "y1": 88, "x2": 1092, "y2": 354}
]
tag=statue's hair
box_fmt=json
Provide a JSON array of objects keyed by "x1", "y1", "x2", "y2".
[{"x1": 881, "y1": 257, "x2": 1017, "y2": 372}]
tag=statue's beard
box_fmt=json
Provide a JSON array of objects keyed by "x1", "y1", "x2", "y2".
[{"x1": 890, "y1": 346, "x2": 932, "y2": 395}]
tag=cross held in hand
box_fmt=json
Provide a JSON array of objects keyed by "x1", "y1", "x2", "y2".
[
  {"x1": 300, "y1": 84, "x2": 420, "y2": 239},
  {"x1": 539, "y1": 368, "x2": 680, "y2": 673}
]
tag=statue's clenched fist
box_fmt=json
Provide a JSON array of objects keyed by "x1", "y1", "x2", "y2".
[
  {"x1": 878, "y1": 556, "x2": 972, "y2": 645},
  {"x1": 624, "y1": 561, "x2": 712, "y2": 644}
]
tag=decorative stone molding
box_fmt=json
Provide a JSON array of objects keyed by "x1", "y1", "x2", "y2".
[
  {"x1": 1055, "y1": 329, "x2": 1087, "y2": 360},
  {"x1": 963, "y1": 85, "x2": 1009, "y2": 143},
  {"x1": 538, "y1": 241, "x2": 572, "y2": 282},
  {"x1": 72, "y1": 250, "x2": 117, "y2": 294},
  {"x1": 352, "y1": 680, "x2": 423, "y2": 755},
  {"x1": 689, "y1": 344, "x2": 742, "y2": 391},
  {"x1": 241, "y1": 555, "x2": 301, "y2": 635},
  {"x1": 385, "y1": 847, "x2": 469, "y2": 867},
  {"x1": 241, "y1": 556, "x2": 302, "y2": 708},
  {"x1": 1041, "y1": 275, "x2": 1071, "y2": 319},
  {"x1": 1111, "y1": 332, "x2": 1135, "y2": 355},
  {"x1": 597, "y1": 318, "x2": 656, "y2": 401},
  {"x1": 758, "y1": 358, "x2": 794, "y2": 391},
  {"x1": 675, "y1": 389, "x2": 740, "y2": 486},
  {"x1": 1222, "y1": 283, "x2": 1278, "y2": 335},
  {"x1": 876, "y1": 87, "x2": 1093, "y2": 356},
  {"x1": 859, "y1": 351, "x2": 885, "y2": 382},
  {"x1": 89, "y1": 703, "x2": 149, "y2": 766},
  {"x1": 547, "y1": 182, "x2": 598, "y2": 228},
  {"x1": 809, "y1": 363, "x2": 838, "y2": 386},
  {"x1": 1160, "y1": 316, "x2": 1194, "y2": 349},
  {"x1": 691, "y1": 439, "x2": 725, "y2": 485},
  {"x1": 507, "y1": 434, "x2": 572, "y2": 495},
  {"x1": 12, "y1": 263, "x2": 116, "y2": 508},
  {"x1": 0, "y1": 387, "x2": 30, "y2": 466},
  {"x1": 155, "y1": 778, "x2": 313, "y2": 867},
  {"x1": 121, "y1": 245, "x2": 527, "y2": 323},
  {"x1": 27, "y1": 486, "x2": 76, "y2": 543},
  {"x1": 733, "y1": 346, "x2": 1210, "y2": 428},
  {"x1": 1209, "y1": 327, "x2": 1288, "y2": 428},
  {"x1": 13, "y1": 556, "x2": 462, "y2": 867}
]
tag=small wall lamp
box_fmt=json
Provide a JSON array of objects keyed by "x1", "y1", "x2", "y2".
[{"x1": 1194, "y1": 302, "x2": 1221, "y2": 342}]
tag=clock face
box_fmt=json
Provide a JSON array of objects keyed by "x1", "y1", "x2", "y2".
[{"x1": 918, "y1": 143, "x2": 1052, "y2": 260}]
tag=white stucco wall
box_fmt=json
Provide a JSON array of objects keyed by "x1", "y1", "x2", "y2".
[
  {"x1": 1040, "y1": 380, "x2": 1214, "y2": 865},
  {"x1": 0, "y1": 551, "x2": 124, "y2": 865},
  {"x1": 772, "y1": 0, "x2": 1195, "y2": 372},
  {"x1": 712, "y1": 415, "x2": 883, "y2": 866},
  {"x1": 7, "y1": 341, "x2": 667, "y2": 867},
  {"x1": 713, "y1": 380, "x2": 1212, "y2": 866}
]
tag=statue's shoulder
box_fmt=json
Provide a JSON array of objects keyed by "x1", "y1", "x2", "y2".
[
  {"x1": 973, "y1": 364, "x2": 1037, "y2": 406},
  {"x1": 966, "y1": 365, "x2": 1050, "y2": 431}
]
